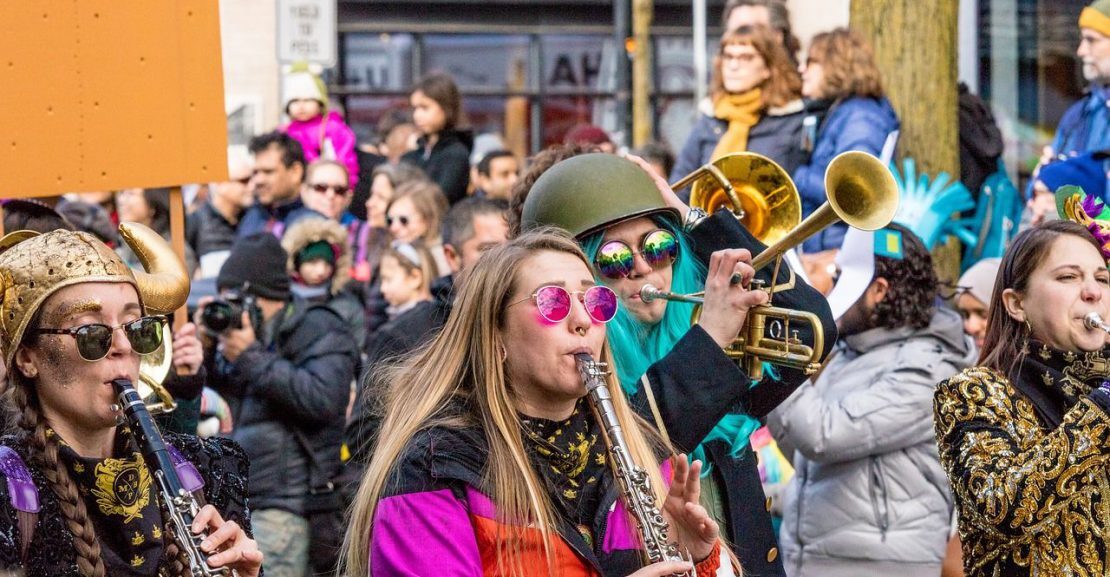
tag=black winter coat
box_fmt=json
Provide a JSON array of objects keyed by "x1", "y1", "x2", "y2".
[
  {"x1": 670, "y1": 103, "x2": 808, "y2": 195},
  {"x1": 207, "y1": 300, "x2": 358, "y2": 515},
  {"x1": 0, "y1": 433, "x2": 252, "y2": 576},
  {"x1": 344, "y1": 276, "x2": 454, "y2": 475},
  {"x1": 958, "y1": 83, "x2": 1004, "y2": 200},
  {"x1": 401, "y1": 129, "x2": 473, "y2": 204},
  {"x1": 627, "y1": 210, "x2": 837, "y2": 576}
]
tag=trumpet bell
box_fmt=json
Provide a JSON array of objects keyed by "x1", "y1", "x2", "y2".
[
  {"x1": 137, "y1": 320, "x2": 177, "y2": 414},
  {"x1": 679, "y1": 153, "x2": 802, "y2": 245},
  {"x1": 825, "y1": 150, "x2": 900, "y2": 232}
]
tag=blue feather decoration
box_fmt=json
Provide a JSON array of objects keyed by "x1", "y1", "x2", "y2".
[{"x1": 890, "y1": 158, "x2": 975, "y2": 250}]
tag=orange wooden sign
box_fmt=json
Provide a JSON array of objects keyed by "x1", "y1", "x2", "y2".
[{"x1": 0, "y1": 1, "x2": 229, "y2": 197}]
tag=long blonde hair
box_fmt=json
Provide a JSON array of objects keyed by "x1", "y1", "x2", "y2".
[{"x1": 340, "y1": 229, "x2": 677, "y2": 576}]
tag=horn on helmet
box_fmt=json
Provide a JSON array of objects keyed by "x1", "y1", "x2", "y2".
[{"x1": 118, "y1": 222, "x2": 190, "y2": 315}]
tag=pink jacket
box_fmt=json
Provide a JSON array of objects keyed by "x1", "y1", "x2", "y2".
[{"x1": 284, "y1": 110, "x2": 360, "y2": 187}]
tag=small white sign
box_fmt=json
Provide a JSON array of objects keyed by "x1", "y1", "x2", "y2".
[{"x1": 277, "y1": 0, "x2": 337, "y2": 67}]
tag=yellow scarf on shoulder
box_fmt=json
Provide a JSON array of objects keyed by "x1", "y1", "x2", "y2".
[{"x1": 711, "y1": 89, "x2": 764, "y2": 160}]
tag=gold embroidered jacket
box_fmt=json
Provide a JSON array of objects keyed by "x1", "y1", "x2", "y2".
[{"x1": 934, "y1": 364, "x2": 1110, "y2": 576}]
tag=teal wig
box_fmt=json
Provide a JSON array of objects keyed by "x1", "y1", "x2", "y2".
[{"x1": 580, "y1": 215, "x2": 762, "y2": 470}]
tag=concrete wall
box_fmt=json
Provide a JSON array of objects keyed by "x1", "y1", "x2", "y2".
[
  {"x1": 219, "y1": 0, "x2": 281, "y2": 147},
  {"x1": 786, "y1": 0, "x2": 850, "y2": 52}
]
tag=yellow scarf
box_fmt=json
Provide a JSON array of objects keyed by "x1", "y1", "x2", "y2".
[{"x1": 711, "y1": 89, "x2": 764, "y2": 160}]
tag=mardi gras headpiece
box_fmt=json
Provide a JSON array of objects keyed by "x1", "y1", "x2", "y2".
[
  {"x1": 1055, "y1": 184, "x2": 1110, "y2": 261},
  {"x1": 0, "y1": 222, "x2": 189, "y2": 366}
]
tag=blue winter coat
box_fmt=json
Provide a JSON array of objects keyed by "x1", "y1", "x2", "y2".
[
  {"x1": 670, "y1": 100, "x2": 807, "y2": 199},
  {"x1": 1052, "y1": 87, "x2": 1110, "y2": 158},
  {"x1": 794, "y1": 97, "x2": 899, "y2": 252}
]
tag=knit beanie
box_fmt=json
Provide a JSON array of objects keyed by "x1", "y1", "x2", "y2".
[
  {"x1": 957, "y1": 258, "x2": 1002, "y2": 305},
  {"x1": 1039, "y1": 151, "x2": 1109, "y2": 200},
  {"x1": 1081, "y1": 0, "x2": 1110, "y2": 37},
  {"x1": 564, "y1": 124, "x2": 612, "y2": 146},
  {"x1": 217, "y1": 233, "x2": 292, "y2": 300},
  {"x1": 283, "y1": 62, "x2": 328, "y2": 113},
  {"x1": 294, "y1": 240, "x2": 337, "y2": 268}
]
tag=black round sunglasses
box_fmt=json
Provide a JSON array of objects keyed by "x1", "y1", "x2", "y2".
[{"x1": 33, "y1": 315, "x2": 166, "y2": 362}]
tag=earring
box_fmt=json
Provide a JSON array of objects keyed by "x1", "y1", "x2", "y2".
[{"x1": 499, "y1": 344, "x2": 508, "y2": 363}]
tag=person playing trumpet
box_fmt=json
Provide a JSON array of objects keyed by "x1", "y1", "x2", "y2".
[
  {"x1": 935, "y1": 216, "x2": 1110, "y2": 576},
  {"x1": 516, "y1": 152, "x2": 837, "y2": 576}
]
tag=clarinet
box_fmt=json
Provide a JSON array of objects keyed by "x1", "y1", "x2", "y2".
[
  {"x1": 574, "y1": 354, "x2": 691, "y2": 575},
  {"x1": 112, "y1": 379, "x2": 227, "y2": 577}
]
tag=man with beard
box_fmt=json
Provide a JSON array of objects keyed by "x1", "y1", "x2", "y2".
[{"x1": 766, "y1": 224, "x2": 975, "y2": 577}]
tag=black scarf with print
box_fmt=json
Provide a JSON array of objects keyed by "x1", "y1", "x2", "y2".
[
  {"x1": 520, "y1": 398, "x2": 609, "y2": 531},
  {"x1": 57, "y1": 430, "x2": 165, "y2": 577},
  {"x1": 1012, "y1": 340, "x2": 1110, "y2": 428}
]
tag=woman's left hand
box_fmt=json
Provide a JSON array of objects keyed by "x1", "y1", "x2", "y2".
[
  {"x1": 173, "y1": 322, "x2": 204, "y2": 376},
  {"x1": 663, "y1": 454, "x2": 719, "y2": 564},
  {"x1": 192, "y1": 504, "x2": 264, "y2": 577}
]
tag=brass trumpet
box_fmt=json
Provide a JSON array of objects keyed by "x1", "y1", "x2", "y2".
[
  {"x1": 652, "y1": 151, "x2": 900, "y2": 379},
  {"x1": 137, "y1": 321, "x2": 177, "y2": 414},
  {"x1": 670, "y1": 152, "x2": 801, "y2": 245},
  {"x1": 641, "y1": 282, "x2": 825, "y2": 380}
]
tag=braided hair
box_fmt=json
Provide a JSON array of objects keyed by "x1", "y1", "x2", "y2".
[
  {"x1": 9, "y1": 369, "x2": 107, "y2": 577},
  {"x1": 9, "y1": 311, "x2": 192, "y2": 577}
]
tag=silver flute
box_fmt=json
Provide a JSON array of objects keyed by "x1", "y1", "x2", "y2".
[
  {"x1": 112, "y1": 379, "x2": 228, "y2": 577},
  {"x1": 574, "y1": 354, "x2": 691, "y2": 574}
]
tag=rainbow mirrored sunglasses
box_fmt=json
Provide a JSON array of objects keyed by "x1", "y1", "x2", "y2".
[{"x1": 594, "y1": 229, "x2": 679, "y2": 280}]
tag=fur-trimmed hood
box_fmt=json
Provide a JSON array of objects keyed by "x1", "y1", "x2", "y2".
[{"x1": 281, "y1": 217, "x2": 352, "y2": 295}]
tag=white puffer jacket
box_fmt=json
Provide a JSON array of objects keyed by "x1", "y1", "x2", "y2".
[{"x1": 767, "y1": 307, "x2": 975, "y2": 577}]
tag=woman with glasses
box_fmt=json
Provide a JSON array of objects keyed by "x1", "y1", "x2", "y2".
[
  {"x1": 386, "y1": 180, "x2": 451, "y2": 278},
  {"x1": 518, "y1": 153, "x2": 837, "y2": 577},
  {"x1": 670, "y1": 24, "x2": 806, "y2": 187},
  {"x1": 0, "y1": 224, "x2": 262, "y2": 577},
  {"x1": 342, "y1": 229, "x2": 737, "y2": 576},
  {"x1": 793, "y1": 28, "x2": 899, "y2": 253}
]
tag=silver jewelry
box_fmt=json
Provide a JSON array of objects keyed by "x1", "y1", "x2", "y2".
[{"x1": 683, "y1": 207, "x2": 709, "y2": 233}]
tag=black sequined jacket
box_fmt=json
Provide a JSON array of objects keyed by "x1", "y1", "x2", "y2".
[
  {"x1": 0, "y1": 433, "x2": 253, "y2": 577},
  {"x1": 934, "y1": 344, "x2": 1110, "y2": 577}
]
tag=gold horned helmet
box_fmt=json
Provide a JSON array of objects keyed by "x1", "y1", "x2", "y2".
[{"x1": 0, "y1": 222, "x2": 190, "y2": 366}]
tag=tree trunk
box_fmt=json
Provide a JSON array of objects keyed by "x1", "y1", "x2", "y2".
[{"x1": 850, "y1": 0, "x2": 962, "y2": 283}]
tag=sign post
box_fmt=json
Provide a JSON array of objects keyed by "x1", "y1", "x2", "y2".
[{"x1": 277, "y1": 0, "x2": 337, "y2": 67}]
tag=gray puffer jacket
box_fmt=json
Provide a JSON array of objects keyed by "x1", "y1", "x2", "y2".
[{"x1": 766, "y1": 307, "x2": 974, "y2": 577}]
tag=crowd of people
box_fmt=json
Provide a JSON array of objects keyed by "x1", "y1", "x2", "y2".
[{"x1": 1, "y1": 0, "x2": 1110, "y2": 576}]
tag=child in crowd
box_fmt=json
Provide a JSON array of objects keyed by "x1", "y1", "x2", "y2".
[
  {"x1": 401, "y1": 72, "x2": 472, "y2": 204},
  {"x1": 282, "y1": 62, "x2": 361, "y2": 187},
  {"x1": 378, "y1": 240, "x2": 438, "y2": 320},
  {"x1": 283, "y1": 217, "x2": 369, "y2": 351}
]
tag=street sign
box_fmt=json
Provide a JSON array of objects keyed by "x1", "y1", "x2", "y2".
[{"x1": 278, "y1": 0, "x2": 337, "y2": 67}]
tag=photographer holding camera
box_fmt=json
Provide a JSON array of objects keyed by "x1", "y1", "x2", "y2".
[{"x1": 200, "y1": 233, "x2": 359, "y2": 577}]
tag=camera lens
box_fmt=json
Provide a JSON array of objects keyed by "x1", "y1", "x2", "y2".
[{"x1": 201, "y1": 301, "x2": 235, "y2": 333}]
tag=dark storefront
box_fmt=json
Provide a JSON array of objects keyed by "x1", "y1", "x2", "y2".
[{"x1": 333, "y1": 0, "x2": 725, "y2": 155}]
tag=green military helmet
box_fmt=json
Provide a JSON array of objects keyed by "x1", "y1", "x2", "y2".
[{"x1": 520, "y1": 153, "x2": 681, "y2": 239}]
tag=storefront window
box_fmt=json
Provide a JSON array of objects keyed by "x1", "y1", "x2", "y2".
[
  {"x1": 980, "y1": 0, "x2": 1087, "y2": 180},
  {"x1": 342, "y1": 33, "x2": 414, "y2": 91},
  {"x1": 424, "y1": 35, "x2": 531, "y2": 90}
]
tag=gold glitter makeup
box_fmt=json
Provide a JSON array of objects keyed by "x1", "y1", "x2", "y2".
[{"x1": 44, "y1": 299, "x2": 102, "y2": 327}]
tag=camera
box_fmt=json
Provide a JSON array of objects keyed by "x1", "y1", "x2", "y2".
[{"x1": 200, "y1": 290, "x2": 258, "y2": 333}]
